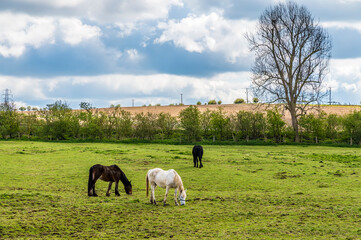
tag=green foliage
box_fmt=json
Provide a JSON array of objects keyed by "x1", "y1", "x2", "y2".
[
  {"x1": 266, "y1": 108, "x2": 286, "y2": 142},
  {"x1": 200, "y1": 109, "x2": 212, "y2": 139},
  {"x1": 299, "y1": 112, "x2": 326, "y2": 143},
  {"x1": 133, "y1": 112, "x2": 157, "y2": 140},
  {"x1": 40, "y1": 100, "x2": 79, "y2": 140},
  {"x1": 208, "y1": 99, "x2": 217, "y2": 105},
  {"x1": 196, "y1": 101, "x2": 202, "y2": 105},
  {"x1": 342, "y1": 111, "x2": 361, "y2": 145},
  {"x1": 325, "y1": 114, "x2": 341, "y2": 140},
  {"x1": 79, "y1": 102, "x2": 93, "y2": 112},
  {"x1": 233, "y1": 111, "x2": 253, "y2": 141},
  {"x1": 3, "y1": 101, "x2": 361, "y2": 145},
  {"x1": 209, "y1": 108, "x2": 231, "y2": 140},
  {"x1": 217, "y1": 100, "x2": 222, "y2": 105},
  {"x1": 253, "y1": 97, "x2": 259, "y2": 103},
  {"x1": 234, "y1": 98, "x2": 245, "y2": 104},
  {"x1": 111, "y1": 109, "x2": 133, "y2": 139},
  {"x1": 0, "y1": 109, "x2": 20, "y2": 138},
  {"x1": 156, "y1": 112, "x2": 177, "y2": 139},
  {"x1": 179, "y1": 105, "x2": 201, "y2": 141}
]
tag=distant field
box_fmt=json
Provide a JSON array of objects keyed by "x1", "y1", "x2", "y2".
[{"x1": 1, "y1": 141, "x2": 361, "y2": 239}]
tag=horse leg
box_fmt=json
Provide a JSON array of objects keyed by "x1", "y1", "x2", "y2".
[
  {"x1": 151, "y1": 183, "x2": 157, "y2": 205},
  {"x1": 92, "y1": 172, "x2": 104, "y2": 196},
  {"x1": 106, "y1": 182, "x2": 113, "y2": 196},
  {"x1": 91, "y1": 178, "x2": 99, "y2": 197},
  {"x1": 174, "y1": 188, "x2": 179, "y2": 206},
  {"x1": 115, "y1": 181, "x2": 120, "y2": 196},
  {"x1": 163, "y1": 186, "x2": 170, "y2": 206},
  {"x1": 199, "y1": 156, "x2": 203, "y2": 168},
  {"x1": 193, "y1": 155, "x2": 197, "y2": 168}
]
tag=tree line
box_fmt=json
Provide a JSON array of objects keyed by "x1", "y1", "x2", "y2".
[{"x1": 1, "y1": 100, "x2": 361, "y2": 145}]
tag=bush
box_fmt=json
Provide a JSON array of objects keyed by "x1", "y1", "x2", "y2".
[
  {"x1": 253, "y1": 98, "x2": 259, "y2": 103},
  {"x1": 217, "y1": 100, "x2": 222, "y2": 105},
  {"x1": 196, "y1": 101, "x2": 202, "y2": 105},
  {"x1": 179, "y1": 105, "x2": 201, "y2": 141},
  {"x1": 234, "y1": 98, "x2": 245, "y2": 104},
  {"x1": 208, "y1": 100, "x2": 217, "y2": 105}
]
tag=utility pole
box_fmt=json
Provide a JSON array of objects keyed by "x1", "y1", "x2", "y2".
[
  {"x1": 180, "y1": 93, "x2": 183, "y2": 105},
  {"x1": 132, "y1": 99, "x2": 134, "y2": 107},
  {"x1": 329, "y1": 87, "x2": 331, "y2": 105},
  {"x1": 246, "y1": 88, "x2": 249, "y2": 103}
]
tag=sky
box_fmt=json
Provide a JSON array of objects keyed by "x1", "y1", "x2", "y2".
[{"x1": 0, "y1": 0, "x2": 361, "y2": 109}]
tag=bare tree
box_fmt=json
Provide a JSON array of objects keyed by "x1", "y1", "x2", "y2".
[{"x1": 247, "y1": 1, "x2": 332, "y2": 142}]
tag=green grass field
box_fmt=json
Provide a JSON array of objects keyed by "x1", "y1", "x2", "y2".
[{"x1": 1, "y1": 141, "x2": 361, "y2": 239}]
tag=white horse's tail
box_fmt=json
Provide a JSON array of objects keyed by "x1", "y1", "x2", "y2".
[{"x1": 146, "y1": 174, "x2": 149, "y2": 197}]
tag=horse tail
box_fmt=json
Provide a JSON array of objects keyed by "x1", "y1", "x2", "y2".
[
  {"x1": 146, "y1": 174, "x2": 149, "y2": 197},
  {"x1": 88, "y1": 166, "x2": 94, "y2": 195}
]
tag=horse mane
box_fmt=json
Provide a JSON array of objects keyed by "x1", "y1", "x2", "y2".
[
  {"x1": 174, "y1": 172, "x2": 184, "y2": 192},
  {"x1": 119, "y1": 168, "x2": 131, "y2": 186},
  {"x1": 110, "y1": 165, "x2": 131, "y2": 186}
]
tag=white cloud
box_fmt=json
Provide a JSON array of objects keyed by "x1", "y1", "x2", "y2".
[
  {"x1": 155, "y1": 12, "x2": 255, "y2": 63},
  {"x1": 20, "y1": 0, "x2": 86, "y2": 8},
  {"x1": 4, "y1": 0, "x2": 183, "y2": 24},
  {"x1": 322, "y1": 21, "x2": 361, "y2": 32},
  {"x1": 0, "y1": 72, "x2": 251, "y2": 107},
  {"x1": 327, "y1": 58, "x2": 361, "y2": 95},
  {"x1": 126, "y1": 49, "x2": 142, "y2": 61},
  {"x1": 0, "y1": 12, "x2": 101, "y2": 57},
  {"x1": 0, "y1": 76, "x2": 47, "y2": 100},
  {"x1": 0, "y1": 12, "x2": 55, "y2": 57},
  {"x1": 59, "y1": 18, "x2": 101, "y2": 45}
]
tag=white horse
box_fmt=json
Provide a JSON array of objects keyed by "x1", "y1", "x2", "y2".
[{"x1": 146, "y1": 168, "x2": 186, "y2": 206}]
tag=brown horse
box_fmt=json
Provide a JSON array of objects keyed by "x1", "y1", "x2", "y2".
[{"x1": 88, "y1": 164, "x2": 132, "y2": 196}]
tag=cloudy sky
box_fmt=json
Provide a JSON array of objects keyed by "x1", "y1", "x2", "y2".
[{"x1": 0, "y1": 0, "x2": 361, "y2": 109}]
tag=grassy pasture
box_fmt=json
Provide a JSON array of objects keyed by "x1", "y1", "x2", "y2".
[{"x1": 1, "y1": 141, "x2": 361, "y2": 239}]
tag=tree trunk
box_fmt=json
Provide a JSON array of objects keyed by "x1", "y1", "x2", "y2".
[{"x1": 289, "y1": 106, "x2": 300, "y2": 143}]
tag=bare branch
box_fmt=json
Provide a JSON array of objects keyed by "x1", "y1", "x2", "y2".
[{"x1": 247, "y1": 1, "x2": 332, "y2": 142}]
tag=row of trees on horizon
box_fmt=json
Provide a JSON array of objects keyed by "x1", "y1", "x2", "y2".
[{"x1": 1, "y1": 100, "x2": 361, "y2": 145}]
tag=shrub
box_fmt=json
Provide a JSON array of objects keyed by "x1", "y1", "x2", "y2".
[
  {"x1": 234, "y1": 98, "x2": 245, "y2": 104},
  {"x1": 179, "y1": 105, "x2": 201, "y2": 141},
  {"x1": 208, "y1": 100, "x2": 217, "y2": 105}
]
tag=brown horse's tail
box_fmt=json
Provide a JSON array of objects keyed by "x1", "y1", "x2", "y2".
[
  {"x1": 146, "y1": 174, "x2": 149, "y2": 197},
  {"x1": 88, "y1": 166, "x2": 94, "y2": 196}
]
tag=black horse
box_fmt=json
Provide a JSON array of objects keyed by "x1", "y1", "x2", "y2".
[
  {"x1": 192, "y1": 145, "x2": 203, "y2": 168},
  {"x1": 88, "y1": 164, "x2": 132, "y2": 196}
]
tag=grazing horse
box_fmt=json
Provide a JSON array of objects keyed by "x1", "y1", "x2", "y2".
[
  {"x1": 192, "y1": 145, "x2": 203, "y2": 168},
  {"x1": 146, "y1": 168, "x2": 186, "y2": 206},
  {"x1": 88, "y1": 164, "x2": 132, "y2": 196}
]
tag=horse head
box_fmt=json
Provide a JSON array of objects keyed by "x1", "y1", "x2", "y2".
[
  {"x1": 179, "y1": 189, "x2": 187, "y2": 205},
  {"x1": 124, "y1": 181, "x2": 132, "y2": 195}
]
